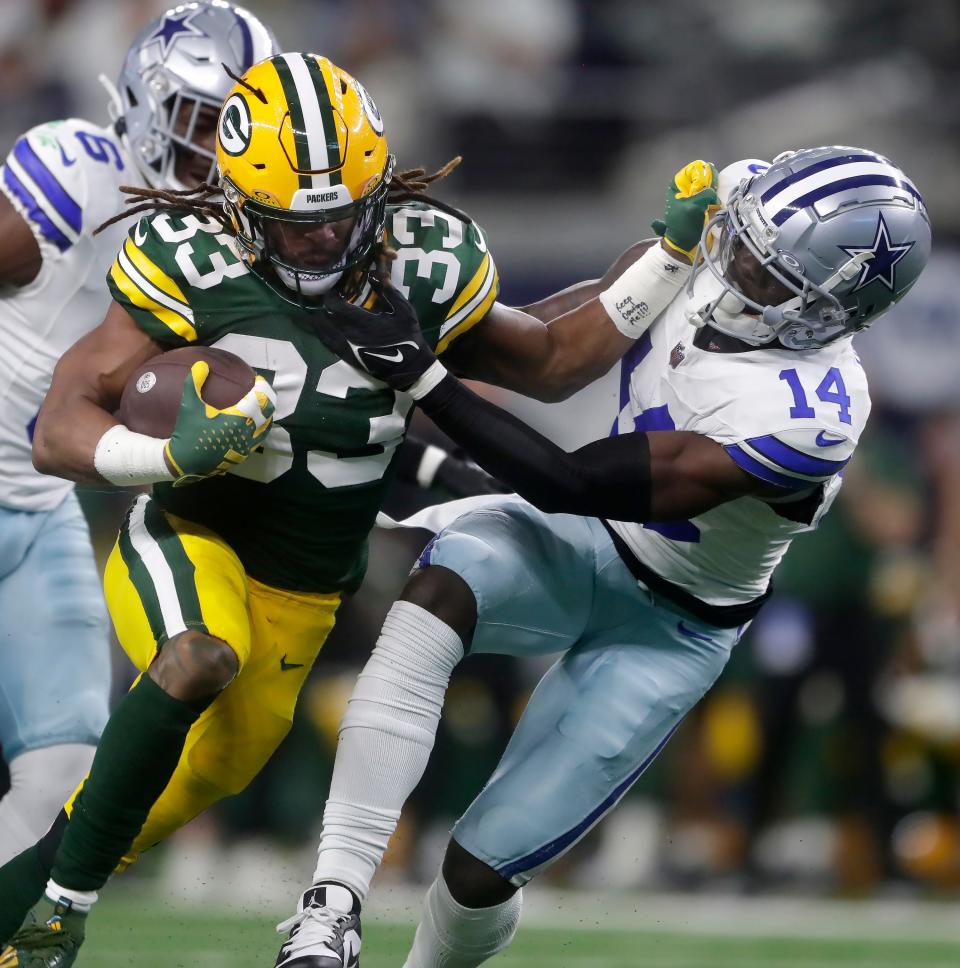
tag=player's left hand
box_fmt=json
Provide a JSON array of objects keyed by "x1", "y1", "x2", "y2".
[
  {"x1": 317, "y1": 278, "x2": 438, "y2": 392},
  {"x1": 651, "y1": 159, "x2": 720, "y2": 260}
]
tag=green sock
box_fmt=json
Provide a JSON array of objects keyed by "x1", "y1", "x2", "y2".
[
  {"x1": 50, "y1": 674, "x2": 209, "y2": 893},
  {"x1": 0, "y1": 841, "x2": 53, "y2": 942}
]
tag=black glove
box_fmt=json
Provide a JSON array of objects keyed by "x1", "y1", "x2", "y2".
[{"x1": 318, "y1": 279, "x2": 438, "y2": 392}]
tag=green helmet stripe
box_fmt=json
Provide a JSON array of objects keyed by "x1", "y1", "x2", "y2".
[
  {"x1": 273, "y1": 55, "x2": 312, "y2": 189},
  {"x1": 302, "y1": 54, "x2": 342, "y2": 186}
]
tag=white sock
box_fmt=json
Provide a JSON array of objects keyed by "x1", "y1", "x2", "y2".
[
  {"x1": 403, "y1": 872, "x2": 521, "y2": 968},
  {"x1": 0, "y1": 744, "x2": 96, "y2": 866},
  {"x1": 312, "y1": 601, "x2": 464, "y2": 900},
  {"x1": 45, "y1": 880, "x2": 98, "y2": 913}
]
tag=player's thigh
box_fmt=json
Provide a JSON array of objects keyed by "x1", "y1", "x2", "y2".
[
  {"x1": 104, "y1": 494, "x2": 252, "y2": 672},
  {"x1": 418, "y1": 496, "x2": 599, "y2": 658},
  {"x1": 452, "y1": 610, "x2": 739, "y2": 885},
  {"x1": 0, "y1": 495, "x2": 109, "y2": 761}
]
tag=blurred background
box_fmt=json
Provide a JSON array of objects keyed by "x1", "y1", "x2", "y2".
[{"x1": 3, "y1": 0, "x2": 960, "y2": 932}]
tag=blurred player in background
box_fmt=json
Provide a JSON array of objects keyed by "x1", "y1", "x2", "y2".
[
  {"x1": 0, "y1": 46, "x2": 666, "y2": 966},
  {"x1": 0, "y1": 0, "x2": 277, "y2": 869},
  {"x1": 284, "y1": 148, "x2": 931, "y2": 968}
]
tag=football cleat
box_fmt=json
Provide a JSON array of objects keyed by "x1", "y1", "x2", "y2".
[
  {"x1": 0, "y1": 897, "x2": 86, "y2": 968},
  {"x1": 275, "y1": 884, "x2": 361, "y2": 968}
]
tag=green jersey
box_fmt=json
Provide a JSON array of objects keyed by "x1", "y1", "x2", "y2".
[{"x1": 107, "y1": 200, "x2": 500, "y2": 593}]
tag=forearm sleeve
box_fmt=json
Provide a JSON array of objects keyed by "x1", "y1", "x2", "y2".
[{"x1": 417, "y1": 374, "x2": 651, "y2": 521}]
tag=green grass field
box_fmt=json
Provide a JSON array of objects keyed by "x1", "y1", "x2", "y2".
[{"x1": 83, "y1": 895, "x2": 960, "y2": 968}]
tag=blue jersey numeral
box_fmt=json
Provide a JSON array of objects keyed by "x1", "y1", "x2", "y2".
[
  {"x1": 778, "y1": 368, "x2": 816, "y2": 418},
  {"x1": 779, "y1": 367, "x2": 852, "y2": 424},
  {"x1": 75, "y1": 132, "x2": 124, "y2": 170},
  {"x1": 815, "y1": 367, "x2": 852, "y2": 425}
]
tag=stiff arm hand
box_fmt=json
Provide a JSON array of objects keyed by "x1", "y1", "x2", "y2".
[
  {"x1": 651, "y1": 159, "x2": 720, "y2": 259},
  {"x1": 316, "y1": 280, "x2": 440, "y2": 394}
]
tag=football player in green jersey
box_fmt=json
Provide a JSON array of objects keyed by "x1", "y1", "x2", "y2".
[{"x1": 0, "y1": 52, "x2": 697, "y2": 967}]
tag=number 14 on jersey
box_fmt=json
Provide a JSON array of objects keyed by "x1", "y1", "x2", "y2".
[{"x1": 779, "y1": 367, "x2": 852, "y2": 425}]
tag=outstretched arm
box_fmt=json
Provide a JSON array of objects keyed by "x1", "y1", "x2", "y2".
[
  {"x1": 442, "y1": 161, "x2": 720, "y2": 402},
  {"x1": 406, "y1": 370, "x2": 759, "y2": 522},
  {"x1": 512, "y1": 239, "x2": 656, "y2": 322},
  {"x1": 315, "y1": 286, "x2": 758, "y2": 524}
]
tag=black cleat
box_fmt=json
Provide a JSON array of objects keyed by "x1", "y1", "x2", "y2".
[{"x1": 274, "y1": 884, "x2": 361, "y2": 968}]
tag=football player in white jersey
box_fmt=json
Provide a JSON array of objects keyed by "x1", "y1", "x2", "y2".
[
  {"x1": 0, "y1": 1, "x2": 277, "y2": 866},
  {"x1": 275, "y1": 148, "x2": 930, "y2": 968}
]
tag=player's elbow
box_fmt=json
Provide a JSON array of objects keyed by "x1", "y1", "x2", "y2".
[{"x1": 31, "y1": 415, "x2": 58, "y2": 475}]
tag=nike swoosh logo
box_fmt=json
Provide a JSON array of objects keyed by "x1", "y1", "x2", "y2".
[
  {"x1": 361, "y1": 347, "x2": 405, "y2": 363},
  {"x1": 279, "y1": 654, "x2": 305, "y2": 672},
  {"x1": 815, "y1": 431, "x2": 847, "y2": 447},
  {"x1": 677, "y1": 620, "x2": 714, "y2": 644},
  {"x1": 134, "y1": 222, "x2": 147, "y2": 246},
  {"x1": 57, "y1": 142, "x2": 76, "y2": 167}
]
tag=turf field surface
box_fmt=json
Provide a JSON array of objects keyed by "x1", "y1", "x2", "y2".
[{"x1": 84, "y1": 891, "x2": 960, "y2": 968}]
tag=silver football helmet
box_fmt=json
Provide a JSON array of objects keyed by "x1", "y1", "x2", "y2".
[
  {"x1": 104, "y1": 2, "x2": 277, "y2": 190},
  {"x1": 687, "y1": 146, "x2": 931, "y2": 350}
]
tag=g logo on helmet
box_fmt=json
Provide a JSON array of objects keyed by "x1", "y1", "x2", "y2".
[
  {"x1": 219, "y1": 93, "x2": 252, "y2": 156},
  {"x1": 354, "y1": 80, "x2": 384, "y2": 136}
]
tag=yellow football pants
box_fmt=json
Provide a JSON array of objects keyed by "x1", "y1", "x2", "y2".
[{"x1": 66, "y1": 495, "x2": 339, "y2": 868}]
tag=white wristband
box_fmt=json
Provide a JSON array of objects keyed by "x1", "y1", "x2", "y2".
[
  {"x1": 407, "y1": 360, "x2": 449, "y2": 400},
  {"x1": 598, "y1": 244, "x2": 692, "y2": 339},
  {"x1": 416, "y1": 444, "x2": 448, "y2": 488},
  {"x1": 93, "y1": 424, "x2": 174, "y2": 486}
]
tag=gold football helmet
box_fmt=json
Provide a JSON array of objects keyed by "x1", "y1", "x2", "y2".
[{"x1": 216, "y1": 53, "x2": 393, "y2": 300}]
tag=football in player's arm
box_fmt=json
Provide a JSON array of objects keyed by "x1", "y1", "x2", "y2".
[{"x1": 0, "y1": 54, "x2": 720, "y2": 967}]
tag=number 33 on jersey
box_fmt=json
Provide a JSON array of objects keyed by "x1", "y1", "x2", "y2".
[{"x1": 106, "y1": 199, "x2": 499, "y2": 594}]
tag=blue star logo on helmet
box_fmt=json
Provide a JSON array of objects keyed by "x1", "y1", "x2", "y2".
[
  {"x1": 147, "y1": 9, "x2": 206, "y2": 58},
  {"x1": 839, "y1": 212, "x2": 915, "y2": 294}
]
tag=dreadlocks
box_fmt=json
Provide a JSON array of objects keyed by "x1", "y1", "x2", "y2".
[
  {"x1": 372, "y1": 155, "x2": 465, "y2": 276},
  {"x1": 93, "y1": 182, "x2": 229, "y2": 236}
]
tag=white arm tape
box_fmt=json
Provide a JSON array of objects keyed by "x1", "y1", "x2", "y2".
[
  {"x1": 415, "y1": 444, "x2": 448, "y2": 488},
  {"x1": 93, "y1": 424, "x2": 174, "y2": 486},
  {"x1": 407, "y1": 360, "x2": 449, "y2": 401},
  {"x1": 598, "y1": 244, "x2": 693, "y2": 339}
]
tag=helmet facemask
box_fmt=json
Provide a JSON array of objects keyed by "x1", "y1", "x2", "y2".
[
  {"x1": 688, "y1": 190, "x2": 867, "y2": 350},
  {"x1": 117, "y1": 78, "x2": 224, "y2": 190},
  {"x1": 222, "y1": 157, "x2": 394, "y2": 304}
]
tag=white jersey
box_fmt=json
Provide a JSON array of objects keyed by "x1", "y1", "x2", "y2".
[
  {"x1": 0, "y1": 118, "x2": 136, "y2": 510},
  {"x1": 607, "y1": 268, "x2": 871, "y2": 609}
]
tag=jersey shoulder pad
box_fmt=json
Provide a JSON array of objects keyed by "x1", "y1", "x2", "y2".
[
  {"x1": 385, "y1": 201, "x2": 499, "y2": 354},
  {"x1": 0, "y1": 119, "x2": 120, "y2": 256},
  {"x1": 108, "y1": 208, "x2": 252, "y2": 346},
  {"x1": 724, "y1": 426, "x2": 856, "y2": 490}
]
